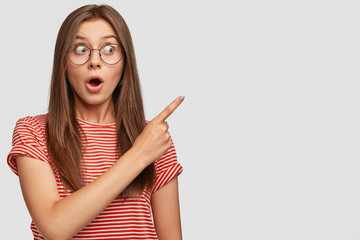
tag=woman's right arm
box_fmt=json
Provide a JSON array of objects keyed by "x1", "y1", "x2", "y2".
[
  {"x1": 17, "y1": 148, "x2": 145, "y2": 240},
  {"x1": 17, "y1": 96, "x2": 184, "y2": 240}
]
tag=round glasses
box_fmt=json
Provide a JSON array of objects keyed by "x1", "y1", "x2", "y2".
[{"x1": 68, "y1": 44, "x2": 125, "y2": 65}]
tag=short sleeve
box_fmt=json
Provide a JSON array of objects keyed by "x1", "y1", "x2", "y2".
[
  {"x1": 7, "y1": 117, "x2": 50, "y2": 176},
  {"x1": 151, "y1": 141, "x2": 183, "y2": 194}
]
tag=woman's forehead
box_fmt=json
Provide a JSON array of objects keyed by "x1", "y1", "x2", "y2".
[{"x1": 75, "y1": 18, "x2": 118, "y2": 43}]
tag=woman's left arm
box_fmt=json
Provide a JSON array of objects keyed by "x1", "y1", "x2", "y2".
[{"x1": 151, "y1": 176, "x2": 182, "y2": 240}]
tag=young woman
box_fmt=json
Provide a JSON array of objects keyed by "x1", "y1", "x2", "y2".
[{"x1": 7, "y1": 4, "x2": 184, "y2": 240}]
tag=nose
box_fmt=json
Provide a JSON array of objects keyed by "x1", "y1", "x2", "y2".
[{"x1": 88, "y1": 50, "x2": 102, "y2": 69}]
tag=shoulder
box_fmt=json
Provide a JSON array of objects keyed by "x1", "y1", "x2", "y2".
[
  {"x1": 14, "y1": 114, "x2": 48, "y2": 139},
  {"x1": 17, "y1": 114, "x2": 48, "y2": 125},
  {"x1": 16, "y1": 114, "x2": 48, "y2": 129},
  {"x1": 8, "y1": 114, "x2": 50, "y2": 175}
]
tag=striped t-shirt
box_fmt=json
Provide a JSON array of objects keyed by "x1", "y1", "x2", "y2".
[{"x1": 7, "y1": 114, "x2": 183, "y2": 239}]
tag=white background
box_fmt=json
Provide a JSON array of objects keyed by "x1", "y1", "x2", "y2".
[{"x1": 1, "y1": 0, "x2": 360, "y2": 239}]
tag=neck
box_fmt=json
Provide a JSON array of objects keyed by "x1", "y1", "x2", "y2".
[{"x1": 73, "y1": 97, "x2": 116, "y2": 124}]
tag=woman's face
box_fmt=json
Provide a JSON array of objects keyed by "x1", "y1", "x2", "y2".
[{"x1": 66, "y1": 18, "x2": 124, "y2": 108}]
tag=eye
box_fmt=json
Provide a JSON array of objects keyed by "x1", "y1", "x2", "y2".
[
  {"x1": 73, "y1": 45, "x2": 88, "y2": 54},
  {"x1": 102, "y1": 45, "x2": 116, "y2": 55}
]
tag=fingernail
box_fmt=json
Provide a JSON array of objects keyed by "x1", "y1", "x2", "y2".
[{"x1": 178, "y1": 96, "x2": 185, "y2": 101}]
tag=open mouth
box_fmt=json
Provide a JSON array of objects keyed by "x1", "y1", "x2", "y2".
[
  {"x1": 86, "y1": 76, "x2": 104, "y2": 92},
  {"x1": 88, "y1": 78, "x2": 102, "y2": 87}
]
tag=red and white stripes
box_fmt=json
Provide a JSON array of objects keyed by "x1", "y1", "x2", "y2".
[{"x1": 7, "y1": 114, "x2": 182, "y2": 239}]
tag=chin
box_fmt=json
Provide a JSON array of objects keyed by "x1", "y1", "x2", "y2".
[
  {"x1": 87, "y1": 98, "x2": 111, "y2": 106},
  {"x1": 76, "y1": 94, "x2": 112, "y2": 107}
]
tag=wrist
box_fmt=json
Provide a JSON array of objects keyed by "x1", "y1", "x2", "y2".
[{"x1": 123, "y1": 147, "x2": 151, "y2": 170}]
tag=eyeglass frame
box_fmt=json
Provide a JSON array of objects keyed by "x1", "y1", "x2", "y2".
[{"x1": 67, "y1": 44, "x2": 125, "y2": 66}]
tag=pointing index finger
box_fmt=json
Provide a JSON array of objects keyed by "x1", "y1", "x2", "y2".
[{"x1": 154, "y1": 96, "x2": 185, "y2": 122}]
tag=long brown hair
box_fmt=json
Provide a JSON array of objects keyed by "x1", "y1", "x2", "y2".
[{"x1": 46, "y1": 4, "x2": 155, "y2": 196}]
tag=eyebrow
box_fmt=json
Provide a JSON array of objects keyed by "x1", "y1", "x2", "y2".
[{"x1": 75, "y1": 35, "x2": 119, "y2": 41}]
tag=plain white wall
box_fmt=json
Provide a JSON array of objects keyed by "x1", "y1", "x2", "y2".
[{"x1": 1, "y1": 0, "x2": 360, "y2": 239}]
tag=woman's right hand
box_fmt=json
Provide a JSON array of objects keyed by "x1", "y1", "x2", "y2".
[{"x1": 131, "y1": 96, "x2": 185, "y2": 166}]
